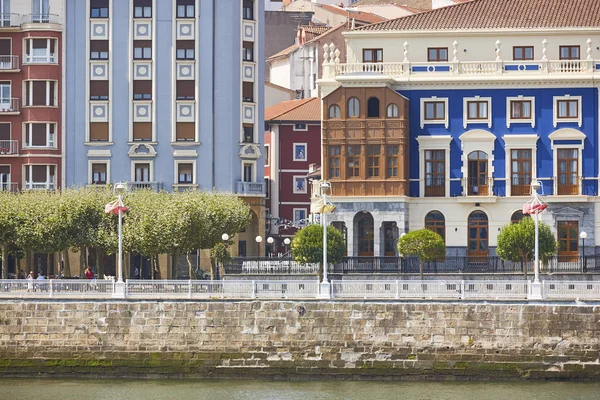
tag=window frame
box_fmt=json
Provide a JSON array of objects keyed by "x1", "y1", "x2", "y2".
[
  {"x1": 176, "y1": 1, "x2": 195, "y2": 18},
  {"x1": 553, "y1": 95, "x2": 582, "y2": 127},
  {"x1": 386, "y1": 103, "x2": 399, "y2": 118},
  {"x1": 175, "y1": 161, "x2": 195, "y2": 185},
  {"x1": 510, "y1": 149, "x2": 532, "y2": 196},
  {"x1": 367, "y1": 144, "x2": 380, "y2": 178},
  {"x1": 23, "y1": 122, "x2": 56, "y2": 148},
  {"x1": 503, "y1": 134, "x2": 538, "y2": 197},
  {"x1": 362, "y1": 48, "x2": 383, "y2": 63},
  {"x1": 386, "y1": 145, "x2": 399, "y2": 178},
  {"x1": 90, "y1": 0, "x2": 109, "y2": 18},
  {"x1": 559, "y1": 45, "x2": 580, "y2": 60},
  {"x1": 293, "y1": 143, "x2": 307, "y2": 161},
  {"x1": 24, "y1": 164, "x2": 56, "y2": 190},
  {"x1": 88, "y1": 160, "x2": 110, "y2": 185},
  {"x1": 23, "y1": 80, "x2": 57, "y2": 107},
  {"x1": 420, "y1": 97, "x2": 448, "y2": 128},
  {"x1": 24, "y1": 38, "x2": 57, "y2": 64},
  {"x1": 427, "y1": 47, "x2": 448, "y2": 62},
  {"x1": 328, "y1": 104, "x2": 341, "y2": 119},
  {"x1": 416, "y1": 135, "x2": 452, "y2": 198},
  {"x1": 506, "y1": 96, "x2": 535, "y2": 128},
  {"x1": 292, "y1": 175, "x2": 307, "y2": 194},
  {"x1": 131, "y1": 160, "x2": 153, "y2": 183},
  {"x1": 293, "y1": 208, "x2": 307, "y2": 226},
  {"x1": 513, "y1": 46, "x2": 534, "y2": 61},
  {"x1": 347, "y1": 144, "x2": 361, "y2": 178},
  {"x1": 347, "y1": 97, "x2": 360, "y2": 118},
  {"x1": 328, "y1": 145, "x2": 341, "y2": 179},
  {"x1": 463, "y1": 97, "x2": 492, "y2": 128},
  {"x1": 424, "y1": 149, "x2": 445, "y2": 197},
  {"x1": 425, "y1": 211, "x2": 446, "y2": 243}
]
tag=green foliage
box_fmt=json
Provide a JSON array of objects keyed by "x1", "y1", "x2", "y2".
[
  {"x1": 397, "y1": 229, "x2": 446, "y2": 262},
  {"x1": 291, "y1": 224, "x2": 345, "y2": 265},
  {"x1": 497, "y1": 217, "x2": 556, "y2": 263}
]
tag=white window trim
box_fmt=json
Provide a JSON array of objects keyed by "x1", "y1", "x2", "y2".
[
  {"x1": 292, "y1": 175, "x2": 308, "y2": 194},
  {"x1": 130, "y1": 160, "x2": 154, "y2": 183},
  {"x1": 416, "y1": 135, "x2": 452, "y2": 198},
  {"x1": 502, "y1": 134, "x2": 538, "y2": 197},
  {"x1": 420, "y1": 97, "x2": 449, "y2": 129},
  {"x1": 506, "y1": 96, "x2": 535, "y2": 128},
  {"x1": 458, "y1": 129, "x2": 496, "y2": 196},
  {"x1": 293, "y1": 123, "x2": 308, "y2": 131},
  {"x1": 87, "y1": 159, "x2": 111, "y2": 185},
  {"x1": 23, "y1": 80, "x2": 57, "y2": 107},
  {"x1": 549, "y1": 128, "x2": 586, "y2": 196},
  {"x1": 23, "y1": 38, "x2": 57, "y2": 64},
  {"x1": 293, "y1": 208, "x2": 307, "y2": 226},
  {"x1": 463, "y1": 96, "x2": 492, "y2": 129},
  {"x1": 242, "y1": 160, "x2": 257, "y2": 183},
  {"x1": 23, "y1": 164, "x2": 56, "y2": 190},
  {"x1": 22, "y1": 122, "x2": 56, "y2": 148},
  {"x1": 174, "y1": 159, "x2": 196, "y2": 185},
  {"x1": 553, "y1": 95, "x2": 582, "y2": 128},
  {"x1": 264, "y1": 144, "x2": 270, "y2": 167},
  {"x1": 293, "y1": 142, "x2": 307, "y2": 162}
]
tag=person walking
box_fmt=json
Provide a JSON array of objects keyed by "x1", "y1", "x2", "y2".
[
  {"x1": 84, "y1": 266, "x2": 94, "y2": 280},
  {"x1": 26, "y1": 271, "x2": 34, "y2": 291}
]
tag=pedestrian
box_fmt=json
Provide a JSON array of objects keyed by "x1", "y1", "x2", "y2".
[
  {"x1": 36, "y1": 272, "x2": 45, "y2": 280},
  {"x1": 26, "y1": 271, "x2": 34, "y2": 291},
  {"x1": 84, "y1": 266, "x2": 94, "y2": 280},
  {"x1": 133, "y1": 266, "x2": 140, "y2": 280},
  {"x1": 18, "y1": 269, "x2": 26, "y2": 279}
]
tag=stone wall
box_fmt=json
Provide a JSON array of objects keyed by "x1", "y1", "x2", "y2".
[{"x1": 0, "y1": 301, "x2": 599, "y2": 380}]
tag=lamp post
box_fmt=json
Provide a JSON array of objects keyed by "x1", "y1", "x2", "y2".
[
  {"x1": 318, "y1": 181, "x2": 332, "y2": 299},
  {"x1": 284, "y1": 237, "x2": 291, "y2": 255},
  {"x1": 113, "y1": 182, "x2": 126, "y2": 298},
  {"x1": 580, "y1": 231, "x2": 587, "y2": 272},
  {"x1": 255, "y1": 235, "x2": 263, "y2": 257},
  {"x1": 530, "y1": 180, "x2": 543, "y2": 300},
  {"x1": 267, "y1": 237, "x2": 274, "y2": 258},
  {"x1": 219, "y1": 233, "x2": 229, "y2": 281}
]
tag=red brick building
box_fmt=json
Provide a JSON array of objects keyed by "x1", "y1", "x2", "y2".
[
  {"x1": 0, "y1": 12, "x2": 63, "y2": 192},
  {"x1": 264, "y1": 98, "x2": 320, "y2": 255}
]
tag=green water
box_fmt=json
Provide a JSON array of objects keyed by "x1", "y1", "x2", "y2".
[{"x1": 2, "y1": 379, "x2": 600, "y2": 400}]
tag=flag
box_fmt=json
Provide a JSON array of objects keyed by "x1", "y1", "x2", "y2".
[
  {"x1": 105, "y1": 198, "x2": 129, "y2": 214},
  {"x1": 310, "y1": 196, "x2": 336, "y2": 214}
]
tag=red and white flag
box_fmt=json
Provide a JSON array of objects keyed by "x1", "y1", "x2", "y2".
[{"x1": 105, "y1": 198, "x2": 129, "y2": 214}]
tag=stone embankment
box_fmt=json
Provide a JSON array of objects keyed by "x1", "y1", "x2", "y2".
[{"x1": 0, "y1": 301, "x2": 599, "y2": 380}]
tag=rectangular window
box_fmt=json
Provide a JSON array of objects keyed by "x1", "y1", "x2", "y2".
[
  {"x1": 0, "y1": 82, "x2": 11, "y2": 111},
  {"x1": 90, "y1": 40, "x2": 109, "y2": 60},
  {"x1": 24, "y1": 123, "x2": 55, "y2": 147},
  {"x1": 243, "y1": 0, "x2": 254, "y2": 20},
  {"x1": 243, "y1": 125, "x2": 253, "y2": 143},
  {"x1": 294, "y1": 209, "x2": 306, "y2": 225},
  {"x1": 347, "y1": 145, "x2": 360, "y2": 178},
  {"x1": 427, "y1": 47, "x2": 448, "y2": 62},
  {"x1": 132, "y1": 122, "x2": 152, "y2": 141},
  {"x1": 557, "y1": 148, "x2": 578, "y2": 195},
  {"x1": 25, "y1": 81, "x2": 56, "y2": 106},
  {"x1": 91, "y1": 163, "x2": 107, "y2": 185},
  {"x1": 176, "y1": 0, "x2": 194, "y2": 18},
  {"x1": 557, "y1": 99, "x2": 579, "y2": 119},
  {"x1": 467, "y1": 101, "x2": 488, "y2": 120},
  {"x1": 176, "y1": 122, "x2": 194, "y2": 141},
  {"x1": 134, "y1": 163, "x2": 150, "y2": 182},
  {"x1": 264, "y1": 177, "x2": 270, "y2": 199},
  {"x1": 176, "y1": 80, "x2": 194, "y2": 100},
  {"x1": 178, "y1": 163, "x2": 193, "y2": 184},
  {"x1": 243, "y1": 163, "x2": 253, "y2": 182},
  {"x1": 31, "y1": 0, "x2": 50, "y2": 22},
  {"x1": 386, "y1": 145, "x2": 398, "y2": 178},
  {"x1": 362, "y1": 48, "x2": 383, "y2": 63},
  {"x1": 243, "y1": 42, "x2": 254, "y2": 61},
  {"x1": 176, "y1": 40, "x2": 195, "y2": 60},
  {"x1": 367, "y1": 145, "x2": 380, "y2": 178},
  {"x1": 89, "y1": 122, "x2": 109, "y2": 141},
  {"x1": 560, "y1": 46, "x2": 580, "y2": 60},
  {"x1": 264, "y1": 144, "x2": 270, "y2": 166},
  {"x1": 425, "y1": 150, "x2": 444, "y2": 196},
  {"x1": 0, "y1": 123, "x2": 10, "y2": 140},
  {"x1": 0, "y1": 39, "x2": 10, "y2": 56},
  {"x1": 133, "y1": 40, "x2": 152, "y2": 60},
  {"x1": 513, "y1": 46, "x2": 533, "y2": 61},
  {"x1": 242, "y1": 81, "x2": 254, "y2": 102},
  {"x1": 558, "y1": 220, "x2": 579, "y2": 261},
  {"x1": 133, "y1": 80, "x2": 152, "y2": 100},
  {"x1": 329, "y1": 145, "x2": 340, "y2": 178},
  {"x1": 511, "y1": 149, "x2": 531, "y2": 196},
  {"x1": 511, "y1": 100, "x2": 531, "y2": 119},
  {"x1": 90, "y1": 80, "x2": 109, "y2": 100},
  {"x1": 90, "y1": 0, "x2": 109, "y2": 18},
  {"x1": 25, "y1": 38, "x2": 56, "y2": 63},
  {"x1": 133, "y1": 0, "x2": 152, "y2": 18},
  {"x1": 25, "y1": 165, "x2": 55, "y2": 189},
  {"x1": 424, "y1": 101, "x2": 445, "y2": 120}
]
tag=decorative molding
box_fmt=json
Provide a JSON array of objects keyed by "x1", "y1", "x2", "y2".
[
  {"x1": 548, "y1": 127, "x2": 586, "y2": 142},
  {"x1": 553, "y1": 95, "x2": 583, "y2": 127},
  {"x1": 176, "y1": 20, "x2": 195, "y2": 40},
  {"x1": 90, "y1": 102, "x2": 108, "y2": 122},
  {"x1": 176, "y1": 102, "x2": 195, "y2": 122},
  {"x1": 133, "y1": 20, "x2": 152, "y2": 39},
  {"x1": 176, "y1": 62, "x2": 195, "y2": 80},
  {"x1": 87, "y1": 149, "x2": 112, "y2": 157},
  {"x1": 239, "y1": 144, "x2": 261, "y2": 159},
  {"x1": 90, "y1": 62, "x2": 109, "y2": 80},
  {"x1": 173, "y1": 149, "x2": 198, "y2": 157},
  {"x1": 459, "y1": 129, "x2": 496, "y2": 191},
  {"x1": 133, "y1": 102, "x2": 152, "y2": 122},
  {"x1": 128, "y1": 143, "x2": 157, "y2": 158},
  {"x1": 462, "y1": 96, "x2": 492, "y2": 128},
  {"x1": 416, "y1": 135, "x2": 452, "y2": 198},
  {"x1": 133, "y1": 62, "x2": 152, "y2": 80},
  {"x1": 90, "y1": 20, "x2": 108, "y2": 40},
  {"x1": 506, "y1": 95, "x2": 536, "y2": 128},
  {"x1": 420, "y1": 97, "x2": 449, "y2": 129},
  {"x1": 552, "y1": 206, "x2": 584, "y2": 221}
]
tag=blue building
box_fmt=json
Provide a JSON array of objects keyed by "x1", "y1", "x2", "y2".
[
  {"x1": 318, "y1": 0, "x2": 600, "y2": 259},
  {"x1": 64, "y1": 0, "x2": 266, "y2": 258}
]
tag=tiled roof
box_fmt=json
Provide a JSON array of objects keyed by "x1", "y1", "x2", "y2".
[
  {"x1": 267, "y1": 43, "x2": 299, "y2": 61},
  {"x1": 299, "y1": 25, "x2": 330, "y2": 35},
  {"x1": 356, "y1": 0, "x2": 600, "y2": 31},
  {"x1": 265, "y1": 98, "x2": 321, "y2": 122},
  {"x1": 317, "y1": 4, "x2": 388, "y2": 24}
]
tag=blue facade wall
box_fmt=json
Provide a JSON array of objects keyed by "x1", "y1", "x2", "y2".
[{"x1": 400, "y1": 88, "x2": 598, "y2": 198}]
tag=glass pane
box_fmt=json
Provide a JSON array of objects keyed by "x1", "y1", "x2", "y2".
[
  {"x1": 469, "y1": 241, "x2": 477, "y2": 251},
  {"x1": 469, "y1": 227, "x2": 477, "y2": 239},
  {"x1": 435, "y1": 102, "x2": 444, "y2": 118},
  {"x1": 512, "y1": 161, "x2": 519, "y2": 172},
  {"x1": 425, "y1": 103, "x2": 434, "y2": 119},
  {"x1": 522, "y1": 101, "x2": 531, "y2": 117},
  {"x1": 569, "y1": 101, "x2": 577, "y2": 116},
  {"x1": 514, "y1": 48, "x2": 522, "y2": 59},
  {"x1": 428, "y1": 49, "x2": 436, "y2": 60},
  {"x1": 572, "y1": 47, "x2": 579, "y2": 58},
  {"x1": 480, "y1": 241, "x2": 488, "y2": 251},
  {"x1": 525, "y1": 47, "x2": 533, "y2": 59},
  {"x1": 468, "y1": 102, "x2": 477, "y2": 118},
  {"x1": 479, "y1": 102, "x2": 487, "y2": 118},
  {"x1": 570, "y1": 240, "x2": 577, "y2": 250},
  {"x1": 558, "y1": 101, "x2": 567, "y2": 117},
  {"x1": 439, "y1": 49, "x2": 447, "y2": 60}
]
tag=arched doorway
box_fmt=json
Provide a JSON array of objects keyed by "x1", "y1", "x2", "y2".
[
  {"x1": 467, "y1": 151, "x2": 488, "y2": 195},
  {"x1": 468, "y1": 211, "x2": 488, "y2": 259},
  {"x1": 355, "y1": 212, "x2": 374, "y2": 256},
  {"x1": 510, "y1": 210, "x2": 530, "y2": 224},
  {"x1": 425, "y1": 211, "x2": 445, "y2": 242}
]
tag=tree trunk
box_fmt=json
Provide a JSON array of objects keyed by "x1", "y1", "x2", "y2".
[
  {"x1": 154, "y1": 255, "x2": 161, "y2": 279},
  {"x1": 186, "y1": 252, "x2": 194, "y2": 279},
  {"x1": 210, "y1": 259, "x2": 215, "y2": 281},
  {"x1": 124, "y1": 253, "x2": 130, "y2": 280},
  {"x1": 79, "y1": 247, "x2": 86, "y2": 277},
  {"x1": 522, "y1": 258, "x2": 527, "y2": 280},
  {"x1": 62, "y1": 249, "x2": 71, "y2": 278},
  {"x1": 1, "y1": 244, "x2": 8, "y2": 279},
  {"x1": 318, "y1": 262, "x2": 323, "y2": 283},
  {"x1": 419, "y1": 260, "x2": 424, "y2": 281}
]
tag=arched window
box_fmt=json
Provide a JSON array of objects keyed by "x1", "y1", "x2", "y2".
[
  {"x1": 425, "y1": 211, "x2": 445, "y2": 242},
  {"x1": 386, "y1": 103, "x2": 399, "y2": 118},
  {"x1": 328, "y1": 104, "x2": 341, "y2": 119},
  {"x1": 367, "y1": 97, "x2": 380, "y2": 118},
  {"x1": 510, "y1": 210, "x2": 530, "y2": 224},
  {"x1": 348, "y1": 97, "x2": 359, "y2": 118}
]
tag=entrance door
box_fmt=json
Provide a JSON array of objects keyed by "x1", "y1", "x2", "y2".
[
  {"x1": 558, "y1": 221, "x2": 578, "y2": 262},
  {"x1": 383, "y1": 222, "x2": 398, "y2": 256},
  {"x1": 467, "y1": 151, "x2": 488, "y2": 196},
  {"x1": 557, "y1": 149, "x2": 578, "y2": 195},
  {"x1": 356, "y1": 212, "x2": 374, "y2": 256},
  {"x1": 468, "y1": 211, "x2": 488, "y2": 260}
]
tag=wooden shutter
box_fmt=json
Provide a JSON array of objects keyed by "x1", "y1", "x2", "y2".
[
  {"x1": 133, "y1": 122, "x2": 152, "y2": 141},
  {"x1": 176, "y1": 122, "x2": 195, "y2": 141},
  {"x1": 89, "y1": 122, "x2": 109, "y2": 141}
]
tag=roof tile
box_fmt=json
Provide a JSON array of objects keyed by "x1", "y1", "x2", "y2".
[{"x1": 265, "y1": 98, "x2": 321, "y2": 122}]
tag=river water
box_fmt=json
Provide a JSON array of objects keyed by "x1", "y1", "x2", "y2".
[{"x1": 2, "y1": 379, "x2": 600, "y2": 400}]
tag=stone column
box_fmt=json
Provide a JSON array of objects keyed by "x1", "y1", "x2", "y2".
[
  {"x1": 373, "y1": 218, "x2": 382, "y2": 257},
  {"x1": 345, "y1": 215, "x2": 355, "y2": 257}
]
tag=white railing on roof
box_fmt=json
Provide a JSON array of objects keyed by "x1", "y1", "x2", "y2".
[{"x1": 543, "y1": 281, "x2": 600, "y2": 300}]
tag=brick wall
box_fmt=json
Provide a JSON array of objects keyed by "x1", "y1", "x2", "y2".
[{"x1": 0, "y1": 301, "x2": 599, "y2": 380}]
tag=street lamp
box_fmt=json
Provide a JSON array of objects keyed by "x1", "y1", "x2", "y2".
[
  {"x1": 318, "y1": 181, "x2": 332, "y2": 299},
  {"x1": 218, "y1": 233, "x2": 230, "y2": 281},
  {"x1": 530, "y1": 180, "x2": 543, "y2": 299},
  {"x1": 255, "y1": 235, "x2": 263, "y2": 257},
  {"x1": 267, "y1": 237, "x2": 274, "y2": 258},
  {"x1": 222, "y1": 233, "x2": 229, "y2": 242},
  {"x1": 580, "y1": 231, "x2": 588, "y2": 272},
  {"x1": 114, "y1": 182, "x2": 126, "y2": 297},
  {"x1": 284, "y1": 237, "x2": 291, "y2": 255}
]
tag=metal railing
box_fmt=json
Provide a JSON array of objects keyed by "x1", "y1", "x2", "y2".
[
  {"x1": 24, "y1": 182, "x2": 56, "y2": 191},
  {"x1": 543, "y1": 281, "x2": 600, "y2": 300},
  {"x1": 236, "y1": 181, "x2": 265, "y2": 195},
  {"x1": 511, "y1": 177, "x2": 531, "y2": 196},
  {"x1": 0, "y1": 98, "x2": 19, "y2": 113},
  {"x1": 24, "y1": 53, "x2": 56, "y2": 64},
  {"x1": 0, "y1": 13, "x2": 21, "y2": 27},
  {"x1": 0, "y1": 279, "x2": 114, "y2": 298},
  {"x1": 424, "y1": 177, "x2": 445, "y2": 197},
  {"x1": 0, "y1": 182, "x2": 18, "y2": 192},
  {"x1": 22, "y1": 13, "x2": 61, "y2": 24},
  {"x1": 0, "y1": 55, "x2": 19, "y2": 70},
  {"x1": 224, "y1": 257, "x2": 319, "y2": 275},
  {"x1": 0, "y1": 140, "x2": 19, "y2": 155},
  {"x1": 128, "y1": 181, "x2": 162, "y2": 192},
  {"x1": 463, "y1": 176, "x2": 493, "y2": 196}
]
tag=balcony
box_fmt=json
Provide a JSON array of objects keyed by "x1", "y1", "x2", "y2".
[
  {"x1": 24, "y1": 53, "x2": 56, "y2": 64},
  {"x1": 511, "y1": 178, "x2": 531, "y2": 196},
  {"x1": 462, "y1": 177, "x2": 493, "y2": 196},
  {"x1": 24, "y1": 182, "x2": 56, "y2": 191},
  {"x1": 21, "y1": 13, "x2": 61, "y2": 25},
  {"x1": 424, "y1": 177, "x2": 445, "y2": 197},
  {"x1": 555, "y1": 176, "x2": 581, "y2": 196},
  {"x1": 0, "y1": 55, "x2": 19, "y2": 70},
  {"x1": 0, "y1": 182, "x2": 18, "y2": 192},
  {"x1": 0, "y1": 98, "x2": 19, "y2": 114},
  {"x1": 0, "y1": 13, "x2": 21, "y2": 28},
  {"x1": 128, "y1": 181, "x2": 162, "y2": 192},
  {"x1": 236, "y1": 181, "x2": 265, "y2": 195},
  {"x1": 0, "y1": 140, "x2": 19, "y2": 155}
]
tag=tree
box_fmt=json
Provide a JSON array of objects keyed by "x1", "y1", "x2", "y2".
[
  {"x1": 291, "y1": 224, "x2": 345, "y2": 281},
  {"x1": 497, "y1": 217, "x2": 556, "y2": 278},
  {"x1": 0, "y1": 191, "x2": 21, "y2": 279},
  {"x1": 397, "y1": 229, "x2": 445, "y2": 280}
]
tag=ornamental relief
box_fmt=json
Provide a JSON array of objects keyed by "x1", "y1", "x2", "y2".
[
  {"x1": 346, "y1": 121, "x2": 364, "y2": 129},
  {"x1": 385, "y1": 121, "x2": 405, "y2": 129},
  {"x1": 366, "y1": 121, "x2": 384, "y2": 129},
  {"x1": 327, "y1": 122, "x2": 344, "y2": 129}
]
